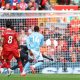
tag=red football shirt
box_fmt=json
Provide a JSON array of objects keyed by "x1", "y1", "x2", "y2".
[{"x1": 2, "y1": 29, "x2": 18, "y2": 51}]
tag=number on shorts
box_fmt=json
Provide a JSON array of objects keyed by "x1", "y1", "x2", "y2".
[{"x1": 8, "y1": 36, "x2": 13, "y2": 44}]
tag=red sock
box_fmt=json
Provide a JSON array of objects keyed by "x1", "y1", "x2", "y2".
[
  {"x1": 1, "y1": 62, "x2": 9, "y2": 68},
  {"x1": 0, "y1": 59, "x2": 10, "y2": 68},
  {"x1": 0, "y1": 59, "x2": 6, "y2": 68},
  {"x1": 18, "y1": 61, "x2": 23, "y2": 73}
]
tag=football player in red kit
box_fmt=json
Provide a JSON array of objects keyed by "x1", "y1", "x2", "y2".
[{"x1": 0, "y1": 20, "x2": 23, "y2": 75}]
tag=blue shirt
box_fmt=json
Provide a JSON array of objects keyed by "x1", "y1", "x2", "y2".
[{"x1": 26, "y1": 32, "x2": 44, "y2": 51}]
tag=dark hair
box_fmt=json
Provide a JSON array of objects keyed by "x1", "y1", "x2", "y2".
[
  {"x1": 34, "y1": 26, "x2": 39, "y2": 32},
  {"x1": 6, "y1": 20, "x2": 14, "y2": 30}
]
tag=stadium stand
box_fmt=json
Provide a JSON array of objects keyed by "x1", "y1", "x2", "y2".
[{"x1": 0, "y1": 0, "x2": 80, "y2": 10}]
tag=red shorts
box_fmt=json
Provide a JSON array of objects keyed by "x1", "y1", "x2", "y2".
[{"x1": 2, "y1": 49, "x2": 20, "y2": 60}]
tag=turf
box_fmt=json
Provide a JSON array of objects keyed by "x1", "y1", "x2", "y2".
[{"x1": 0, "y1": 74, "x2": 80, "y2": 80}]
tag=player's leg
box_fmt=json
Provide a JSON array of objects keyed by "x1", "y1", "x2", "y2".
[
  {"x1": 13, "y1": 49, "x2": 23, "y2": 73},
  {"x1": 21, "y1": 60, "x2": 43, "y2": 75},
  {"x1": 5, "y1": 53, "x2": 14, "y2": 75},
  {"x1": 11, "y1": 65, "x2": 18, "y2": 70},
  {"x1": 16, "y1": 47, "x2": 29, "y2": 72},
  {"x1": 1, "y1": 51, "x2": 13, "y2": 75},
  {"x1": 16, "y1": 58, "x2": 23, "y2": 72},
  {"x1": 0, "y1": 58, "x2": 8, "y2": 73},
  {"x1": 21, "y1": 58, "x2": 33, "y2": 76},
  {"x1": 11, "y1": 52, "x2": 22, "y2": 70},
  {"x1": 21, "y1": 61, "x2": 30, "y2": 76},
  {"x1": 11, "y1": 49, "x2": 28, "y2": 70},
  {"x1": 1, "y1": 51, "x2": 11, "y2": 69},
  {"x1": 30, "y1": 61, "x2": 43, "y2": 74},
  {"x1": 20, "y1": 48, "x2": 28, "y2": 66},
  {"x1": 30, "y1": 50, "x2": 44, "y2": 73}
]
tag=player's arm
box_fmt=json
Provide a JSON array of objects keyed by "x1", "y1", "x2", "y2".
[
  {"x1": 0, "y1": 36, "x2": 4, "y2": 56},
  {"x1": 16, "y1": 37, "x2": 21, "y2": 49}
]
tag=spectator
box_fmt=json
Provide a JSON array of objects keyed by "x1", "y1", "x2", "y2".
[
  {"x1": 9, "y1": 0, "x2": 18, "y2": 6},
  {"x1": 5, "y1": 0, "x2": 10, "y2": 4},
  {"x1": 65, "y1": 0, "x2": 71, "y2": 5},
  {"x1": 0, "y1": 0, "x2": 53, "y2": 10},
  {"x1": 44, "y1": 28, "x2": 51, "y2": 41},
  {"x1": 30, "y1": 6, "x2": 35, "y2": 10},
  {"x1": 18, "y1": 0, "x2": 21, "y2": 3},
  {"x1": 75, "y1": 33, "x2": 80, "y2": 62},
  {"x1": 19, "y1": 0, "x2": 28, "y2": 10},
  {"x1": 35, "y1": 0, "x2": 41, "y2": 5},
  {"x1": 0, "y1": 1, "x2": 2, "y2": 9},
  {"x1": 15, "y1": 3, "x2": 20, "y2": 10},
  {"x1": 36, "y1": 0, "x2": 51, "y2": 10},
  {"x1": 11, "y1": 0, "x2": 18, "y2": 10},
  {"x1": 25, "y1": 0, "x2": 30, "y2": 3},
  {"x1": 4, "y1": 3, "x2": 11, "y2": 10},
  {"x1": 39, "y1": 0, "x2": 48, "y2": 10},
  {"x1": 39, "y1": 23, "x2": 45, "y2": 34},
  {"x1": 26, "y1": 1, "x2": 33, "y2": 10},
  {"x1": 1, "y1": 0, "x2": 5, "y2": 9},
  {"x1": 69, "y1": 17, "x2": 80, "y2": 35},
  {"x1": 71, "y1": 0, "x2": 80, "y2": 5},
  {"x1": 57, "y1": 0, "x2": 64, "y2": 5},
  {"x1": 53, "y1": 27, "x2": 62, "y2": 39},
  {"x1": 56, "y1": 36, "x2": 70, "y2": 62},
  {"x1": 30, "y1": 0, "x2": 37, "y2": 10},
  {"x1": 45, "y1": 0, "x2": 52, "y2": 10},
  {"x1": 19, "y1": 29, "x2": 27, "y2": 47},
  {"x1": 57, "y1": 0, "x2": 71, "y2": 5}
]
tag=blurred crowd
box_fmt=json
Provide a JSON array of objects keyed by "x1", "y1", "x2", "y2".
[
  {"x1": 0, "y1": 0, "x2": 52, "y2": 10},
  {"x1": 57, "y1": 0, "x2": 80, "y2": 5},
  {"x1": 16, "y1": 16, "x2": 80, "y2": 63},
  {"x1": 0, "y1": 17, "x2": 80, "y2": 63},
  {"x1": 0, "y1": 0, "x2": 80, "y2": 10},
  {"x1": 39, "y1": 17, "x2": 80, "y2": 63}
]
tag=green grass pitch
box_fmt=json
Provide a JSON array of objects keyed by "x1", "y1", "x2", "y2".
[{"x1": 0, "y1": 74, "x2": 80, "y2": 80}]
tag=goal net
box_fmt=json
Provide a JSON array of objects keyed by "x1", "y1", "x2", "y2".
[{"x1": 0, "y1": 11, "x2": 80, "y2": 74}]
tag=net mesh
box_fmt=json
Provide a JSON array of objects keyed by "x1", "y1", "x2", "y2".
[{"x1": 0, "y1": 11, "x2": 80, "y2": 74}]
